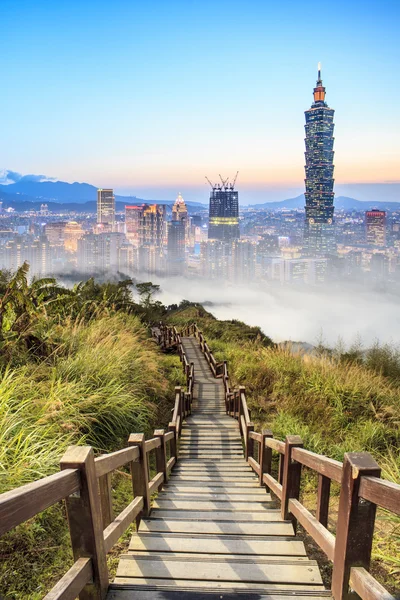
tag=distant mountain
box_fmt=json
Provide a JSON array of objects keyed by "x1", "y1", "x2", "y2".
[
  {"x1": 0, "y1": 175, "x2": 205, "y2": 208},
  {"x1": 0, "y1": 189, "x2": 205, "y2": 213},
  {"x1": 249, "y1": 194, "x2": 400, "y2": 211}
]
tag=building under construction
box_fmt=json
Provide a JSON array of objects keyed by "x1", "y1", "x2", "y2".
[{"x1": 207, "y1": 173, "x2": 240, "y2": 242}]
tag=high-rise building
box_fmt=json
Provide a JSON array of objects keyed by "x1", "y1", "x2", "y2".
[
  {"x1": 125, "y1": 205, "x2": 145, "y2": 245},
  {"x1": 77, "y1": 232, "x2": 130, "y2": 274},
  {"x1": 207, "y1": 177, "x2": 240, "y2": 242},
  {"x1": 303, "y1": 65, "x2": 336, "y2": 257},
  {"x1": 167, "y1": 220, "x2": 186, "y2": 276},
  {"x1": 172, "y1": 193, "x2": 188, "y2": 224},
  {"x1": 200, "y1": 240, "x2": 231, "y2": 280},
  {"x1": 97, "y1": 189, "x2": 115, "y2": 229},
  {"x1": 366, "y1": 210, "x2": 386, "y2": 247},
  {"x1": 64, "y1": 221, "x2": 84, "y2": 253}
]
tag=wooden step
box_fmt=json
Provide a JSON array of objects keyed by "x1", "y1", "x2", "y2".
[
  {"x1": 157, "y1": 493, "x2": 270, "y2": 502},
  {"x1": 115, "y1": 554, "x2": 323, "y2": 586},
  {"x1": 108, "y1": 585, "x2": 331, "y2": 599},
  {"x1": 129, "y1": 532, "x2": 307, "y2": 556},
  {"x1": 140, "y1": 518, "x2": 295, "y2": 535}
]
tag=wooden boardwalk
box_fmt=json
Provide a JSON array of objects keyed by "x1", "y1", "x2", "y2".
[{"x1": 108, "y1": 337, "x2": 331, "y2": 599}]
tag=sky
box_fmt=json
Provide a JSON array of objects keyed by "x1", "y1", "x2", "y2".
[{"x1": 1, "y1": 0, "x2": 399, "y2": 204}]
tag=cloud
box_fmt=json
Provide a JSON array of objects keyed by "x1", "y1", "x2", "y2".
[
  {"x1": 0, "y1": 170, "x2": 56, "y2": 184},
  {"x1": 151, "y1": 276, "x2": 400, "y2": 347}
]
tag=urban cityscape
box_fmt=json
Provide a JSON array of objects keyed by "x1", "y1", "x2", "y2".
[{"x1": 0, "y1": 68, "x2": 398, "y2": 291}]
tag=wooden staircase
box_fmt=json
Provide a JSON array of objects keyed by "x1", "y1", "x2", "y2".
[{"x1": 108, "y1": 337, "x2": 330, "y2": 598}]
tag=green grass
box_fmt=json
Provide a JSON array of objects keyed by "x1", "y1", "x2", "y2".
[{"x1": 0, "y1": 313, "x2": 181, "y2": 599}]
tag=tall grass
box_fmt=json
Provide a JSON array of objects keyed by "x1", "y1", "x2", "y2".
[{"x1": 0, "y1": 312, "x2": 180, "y2": 598}]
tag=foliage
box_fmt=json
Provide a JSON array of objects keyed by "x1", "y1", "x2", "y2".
[{"x1": 0, "y1": 266, "x2": 183, "y2": 599}]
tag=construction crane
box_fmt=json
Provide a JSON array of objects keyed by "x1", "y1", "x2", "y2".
[
  {"x1": 205, "y1": 176, "x2": 215, "y2": 190},
  {"x1": 219, "y1": 174, "x2": 229, "y2": 189},
  {"x1": 230, "y1": 171, "x2": 239, "y2": 189}
]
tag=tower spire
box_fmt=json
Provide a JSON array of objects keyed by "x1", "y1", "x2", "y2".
[{"x1": 313, "y1": 62, "x2": 326, "y2": 104}]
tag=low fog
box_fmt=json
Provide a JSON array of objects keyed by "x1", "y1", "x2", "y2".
[{"x1": 153, "y1": 278, "x2": 400, "y2": 347}]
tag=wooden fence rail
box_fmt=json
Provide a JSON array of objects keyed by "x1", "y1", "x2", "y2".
[
  {"x1": 177, "y1": 321, "x2": 400, "y2": 600},
  {"x1": 0, "y1": 326, "x2": 195, "y2": 600}
]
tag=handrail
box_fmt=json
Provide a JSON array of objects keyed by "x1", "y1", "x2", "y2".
[
  {"x1": 0, "y1": 400, "x2": 183, "y2": 599},
  {"x1": 181, "y1": 321, "x2": 398, "y2": 600}
]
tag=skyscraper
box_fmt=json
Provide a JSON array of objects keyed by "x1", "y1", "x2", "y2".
[
  {"x1": 167, "y1": 220, "x2": 186, "y2": 276},
  {"x1": 125, "y1": 205, "x2": 145, "y2": 245},
  {"x1": 366, "y1": 210, "x2": 386, "y2": 247},
  {"x1": 97, "y1": 189, "x2": 115, "y2": 229},
  {"x1": 303, "y1": 65, "x2": 336, "y2": 257},
  {"x1": 207, "y1": 176, "x2": 240, "y2": 242}
]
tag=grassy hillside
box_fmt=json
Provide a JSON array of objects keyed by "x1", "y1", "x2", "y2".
[
  {"x1": 0, "y1": 268, "x2": 183, "y2": 599},
  {"x1": 167, "y1": 305, "x2": 400, "y2": 589}
]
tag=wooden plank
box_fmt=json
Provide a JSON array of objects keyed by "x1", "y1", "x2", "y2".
[
  {"x1": 108, "y1": 586, "x2": 331, "y2": 598},
  {"x1": 139, "y1": 520, "x2": 292, "y2": 536},
  {"x1": 289, "y1": 499, "x2": 335, "y2": 561},
  {"x1": 149, "y1": 472, "x2": 164, "y2": 495},
  {"x1": 349, "y1": 566, "x2": 395, "y2": 600},
  {"x1": 144, "y1": 512, "x2": 287, "y2": 524},
  {"x1": 164, "y1": 486, "x2": 265, "y2": 494},
  {"x1": 153, "y1": 500, "x2": 273, "y2": 511},
  {"x1": 129, "y1": 534, "x2": 306, "y2": 556},
  {"x1": 145, "y1": 437, "x2": 161, "y2": 453},
  {"x1": 359, "y1": 476, "x2": 400, "y2": 515},
  {"x1": 158, "y1": 493, "x2": 271, "y2": 502},
  {"x1": 95, "y1": 447, "x2": 139, "y2": 478},
  {"x1": 166, "y1": 457, "x2": 176, "y2": 474},
  {"x1": 43, "y1": 557, "x2": 93, "y2": 600},
  {"x1": 263, "y1": 473, "x2": 283, "y2": 500},
  {"x1": 0, "y1": 468, "x2": 80, "y2": 536},
  {"x1": 166, "y1": 480, "x2": 262, "y2": 488},
  {"x1": 292, "y1": 448, "x2": 342, "y2": 483},
  {"x1": 266, "y1": 438, "x2": 285, "y2": 454},
  {"x1": 104, "y1": 497, "x2": 144, "y2": 553},
  {"x1": 115, "y1": 556, "x2": 323, "y2": 585},
  {"x1": 248, "y1": 457, "x2": 261, "y2": 475}
]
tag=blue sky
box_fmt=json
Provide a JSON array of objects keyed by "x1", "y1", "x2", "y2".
[{"x1": 1, "y1": 0, "x2": 399, "y2": 203}]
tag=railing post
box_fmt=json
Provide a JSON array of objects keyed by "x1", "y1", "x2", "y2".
[
  {"x1": 234, "y1": 389, "x2": 239, "y2": 419},
  {"x1": 128, "y1": 433, "x2": 151, "y2": 521},
  {"x1": 331, "y1": 453, "x2": 381, "y2": 600},
  {"x1": 154, "y1": 429, "x2": 167, "y2": 489},
  {"x1": 60, "y1": 446, "x2": 108, "y2": 600},
  {"x1": 98, "y1": 470, "x2": 114, "y2": 530},
  {"x1": 281, "y1": 435, "x2": 303, "y2": 523},
  {"x1": 168, "y1": 421, "x2": 178, "y2": 462},
  {"x1": 259, "y1": 429, "x2": 273, "y2": 487},
  {"x1": 238, "y1": 386, "x2": 244, "y2": 435},
  {"x1": 245, "y1": 422, "x2": 254, "y2": 461},
  {"x1": 316, "y1": 474, "x2": 331, "y2": 528}
]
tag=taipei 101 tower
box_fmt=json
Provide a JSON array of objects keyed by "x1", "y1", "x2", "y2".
[{"x1": 303, "y1": 64, "x2": 336, "y2": 257}]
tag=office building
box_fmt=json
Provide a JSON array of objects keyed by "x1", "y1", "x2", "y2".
[
  {"x1": 125, "y1": 205, "x2": 144, "y2": 245},
  {"x1": 97, "y1": 189, "x2": 115, "y2": 229},
  {"x1": 167, "y1": 220, "x2": 186, "y2": 276},
  {"x1": 366, "y1": 210, "x2": 386, "y2": 247},
  {"x1": 303, "y1": 65, "x2": 336, "y2": 257},
  {"x1": 208, "y1": 177, "x2": 240, "y2": 242}
]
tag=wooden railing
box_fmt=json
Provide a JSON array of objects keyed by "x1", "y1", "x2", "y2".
[
  {"x1": 153, "y1": 322, "x2": 195, "y2": 434},
  {"x1": 0, "y1": 327, "x2": 198, "y2": 600},
  {"x1": 183, "y1": 322, "x2": 400, "y2": 600}
]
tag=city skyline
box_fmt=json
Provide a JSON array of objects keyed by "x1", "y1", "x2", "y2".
[{"x1": 1, "y1": 0, "x2": 399, "y2": 203}]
